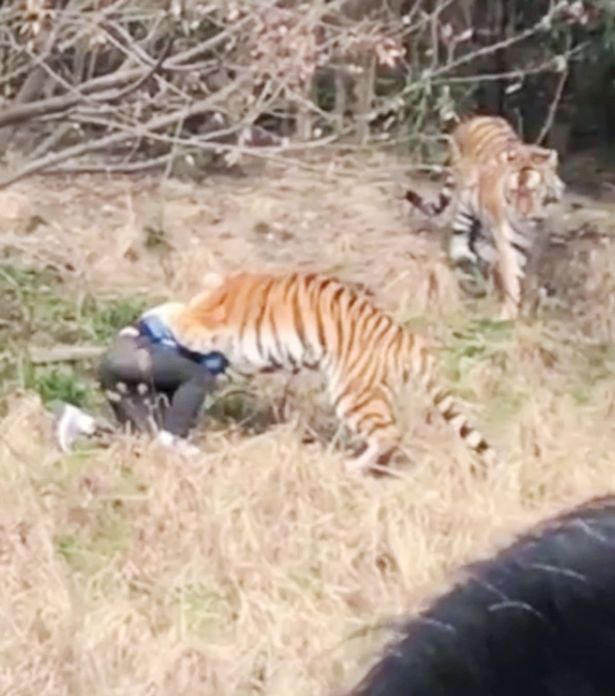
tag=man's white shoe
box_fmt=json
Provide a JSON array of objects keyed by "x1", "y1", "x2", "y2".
[
  {"x1": 55, "y1": 403, "x2": 97, "y2": 453},
  {"x1": 155, "y1": 430, "x2": 176, "y2": 448},
  {"x1": 155, "y1": 430, "x2": 201, "y2": 457},
  {"x1": 54, "y1": 404, "x2": 201, "y2": 458}
]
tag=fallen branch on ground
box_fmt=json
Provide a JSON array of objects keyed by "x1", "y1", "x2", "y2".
[{"x1": 28, "y1": 345, "x2": 105, "y2": 364}]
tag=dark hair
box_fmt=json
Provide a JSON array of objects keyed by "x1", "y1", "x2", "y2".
[{"x1": 345, "y1": 495, "x2": 615, "y2": 696}]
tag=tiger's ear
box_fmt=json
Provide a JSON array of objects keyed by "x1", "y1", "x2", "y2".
[{"x1": 530, "y1": 147, "x2": 558, "y2": 167}]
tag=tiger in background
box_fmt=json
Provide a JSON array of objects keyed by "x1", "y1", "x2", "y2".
[
  {"x1": 150, "y1": 270, "x2": 497, "y2": 474},
  {"x1": 405, "y1": 115, "x2": 565, "y2": 319}
]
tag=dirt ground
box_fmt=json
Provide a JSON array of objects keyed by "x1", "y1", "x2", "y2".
[{"x1": 2, "y1": 149, "x2": 615, "y2": 695}]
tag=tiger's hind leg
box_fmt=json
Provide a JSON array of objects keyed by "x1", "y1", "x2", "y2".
[
  {"x1": 333, "y1": 383, "x2": 401, "y2": 474},
  {"x1": 347, "y1": 433, "x2": 401, "y2": 474}
]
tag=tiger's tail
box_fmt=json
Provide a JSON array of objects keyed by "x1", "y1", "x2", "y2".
[
  {"x1": 405, "y1": 333, "x2": 497, "y2": 473},
  {"x1": 405, "y1": 172, "x2": 455, "y2": 218},
  {"x1": 405, "y1": 110, "x2": 465, "y2": 219},
  {"x1": 440, "y1": 109, "x2": 461, "y2": 132}
]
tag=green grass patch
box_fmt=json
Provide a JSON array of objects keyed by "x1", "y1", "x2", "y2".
[
  {"x1": 55, "y1": 509, "x2": 132, "y2": 574},
  {"x1": 569, "y1": 341, "x2": 615, "y2": 404},
  {"x1": 172, "y1": 583, "x2": 226, "y2": 638},
  {"x1": 443, "y1": 317, "x2": 514, "y2": 385},
  {"x1": 26, "y1": 365, "x2": 94, "y2": 408},
  {"x1": 0, "y1": 260, "x2": 150, "y2": 343},
  {"x1": 0, "y1": 261, "x2": 153, "y2": 406},
  {"x1": 483, "y1": 387, "x2": 528, "y2": 426},
  {"x1": 78, "y1": 296, "x2": 150, "y2": 343}
]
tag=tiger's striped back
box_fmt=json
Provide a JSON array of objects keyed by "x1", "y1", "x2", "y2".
[
  {"x1": 452, "y1": 115, "x2": 519, "y2": 165},
  {"x1": 405, "y1": 116, "x2": 518, "y2": 217},
  {"x1": 168, "y1": 271, "x2": 496, "y2": 473}
]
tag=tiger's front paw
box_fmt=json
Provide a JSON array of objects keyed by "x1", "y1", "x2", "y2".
[
  {"x1": 344, "y1": 457, "x2": 371, "y2": 475},
  {"x1": 499, "y1": 301, "x2": 519, "y2": 321},
  {"x1": 455, "y1": 259, "x2": 488, "y2": 298}
]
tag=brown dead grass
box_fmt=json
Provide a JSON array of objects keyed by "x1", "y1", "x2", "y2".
[{"x1": 2, "y1": 151, "x2": 615, "y2": 695}]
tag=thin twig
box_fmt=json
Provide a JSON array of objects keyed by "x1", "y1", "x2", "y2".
[
  {"x1": 535, "y1": 67, "x2": 569, "y2": 146},
  {"x1": 99, "y1": 37, "x2": 175, "y2": 104}
]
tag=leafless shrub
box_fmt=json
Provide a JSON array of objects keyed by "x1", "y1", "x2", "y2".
[{"x1": 0, "y1": 0, "x2": 600, "y2": 186}]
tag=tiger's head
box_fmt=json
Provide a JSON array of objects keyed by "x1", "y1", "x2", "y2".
[
  {"x1": 500, "y1": 145, "x2": 565, "y2": 223},
  {"x1": 142, "y1": 301, "x2": 186, "y2": 323},
  {"x1": 161, "y1": 273, "x2": 243, "y2": 366}
]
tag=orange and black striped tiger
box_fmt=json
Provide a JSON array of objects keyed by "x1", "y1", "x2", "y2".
[
  {"x1": 406, "y1": 115, "x2": 565, "y2": 319},
  {"x1": 152, "y1": 270, "x2": 497, "y2": 473}
]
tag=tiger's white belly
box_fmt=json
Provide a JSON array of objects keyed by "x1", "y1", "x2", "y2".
[{"x1": 230, "y1": 327, "x2": 325, "y2": 375}]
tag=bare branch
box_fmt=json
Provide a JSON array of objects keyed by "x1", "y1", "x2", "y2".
[
  {"x1": 0, "y1": 75, "x2": 250, "y2": 189},
  {"x1": 0, "y1": 0, "x2": 589, "y2": 179}
]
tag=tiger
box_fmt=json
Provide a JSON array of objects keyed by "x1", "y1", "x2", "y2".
[
  {"x1": 152, "y1": 270, "x2": 498, "y2": 474},
  {"x1": 405, "y1": 115, "x2": 565, "y2": 319}
]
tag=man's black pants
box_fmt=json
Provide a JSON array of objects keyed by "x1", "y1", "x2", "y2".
[{"x1": 98, "y1": 332, "x2": 216, "y2": 438}]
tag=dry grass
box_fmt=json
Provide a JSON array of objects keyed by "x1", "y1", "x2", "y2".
[{"x1": 2, "y1": 151, "x2": 615, "y2": 695}]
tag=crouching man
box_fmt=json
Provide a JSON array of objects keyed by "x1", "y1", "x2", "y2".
[{"x1": 56, "y1": 302, "x2": 228, "y2": 455}]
